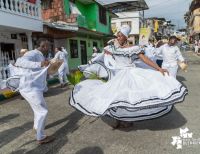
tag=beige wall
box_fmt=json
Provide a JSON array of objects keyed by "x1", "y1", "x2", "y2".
[{"x1": 192, "y1": 8, "x2": 200, "y2": 33}]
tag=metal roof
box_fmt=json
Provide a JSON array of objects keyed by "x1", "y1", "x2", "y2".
[{"x1": 96, "y1": 0, "x2": 149, "y2": 13}]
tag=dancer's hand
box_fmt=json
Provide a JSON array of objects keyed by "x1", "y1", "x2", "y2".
[
  {"x1": 41, "y1": 60, "x2": 50, "y2": 67},
  {"x1": 104, "y1": 50, "x2": 112, "y2": 55},
  {"x1": 158, "y1": 68, "x2": 169, "y2": 76}
]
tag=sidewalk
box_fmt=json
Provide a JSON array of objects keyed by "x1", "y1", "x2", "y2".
[{"x1": 0, "y1": 77, "x2": 59, "y2": 102}]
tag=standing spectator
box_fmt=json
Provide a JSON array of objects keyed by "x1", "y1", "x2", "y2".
[
  {"x1": 155, "y1": 40, "x2": 165, "y2": 67},
  {"x1": 194, "y1": 39, "x2": 199, "y2": 53}
]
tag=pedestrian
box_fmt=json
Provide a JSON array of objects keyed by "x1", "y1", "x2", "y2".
[
  {"x1": 53, "y1": 47, "x2": 69, "y2": 88},
  {"x1": 15, "y1": 39, "x2": 54, "y2": 144},
  {"x1": 155, "y1": 40, "x2": 165, "y2": 67},
  {"x1": 194, "y1": 39, "x2": 198, "y2": 53},
  {"x1": 156, "y1": 36, "x2": 186, "y2": 78},
  {"x1": 92, "y1": 46, "x2": 99, "y2": 58}
]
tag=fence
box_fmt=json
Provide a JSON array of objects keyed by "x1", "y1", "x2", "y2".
[{"x1": 0, "y1": 50, "x2": 17, "y2": 80}]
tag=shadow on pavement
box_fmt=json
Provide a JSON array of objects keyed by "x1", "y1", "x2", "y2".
[
  {"x1": 24, "y1": 111, "x2": 84, "y2": 154},
  {"x1": 177, "y1": 75, "x2": 187, "y2": 82},
  {"x1": 0, "y1": 113, "x2": 19, "y2": 125},
  {"x1": 102, "y1": 107, "x2": 187, "y2": 132},
  {"x1": 43, "y1": 85, "x2": 71, "y2": 98},
  {"x1": 0, "y1": 122, "x2": 32, "y2": 149},
  {"x1": 177, "y1": 75, "x2": 188, "y2": 88},
  {"x1": 76, "y1": 146, "x2": 104, "y2": 154}
]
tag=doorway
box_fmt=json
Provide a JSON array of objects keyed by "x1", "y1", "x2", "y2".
[{"x1": 80, "y1": 40, "x2": 87, "y2": 64}]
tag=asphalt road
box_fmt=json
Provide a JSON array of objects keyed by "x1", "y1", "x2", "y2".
[{"x1": 0, "y1": 51, "x2": 200, "y2": 154}]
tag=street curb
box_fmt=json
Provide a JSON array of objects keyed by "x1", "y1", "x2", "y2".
[{"x1": 0, "y1": 78, "x2": 59, "y2": 102}]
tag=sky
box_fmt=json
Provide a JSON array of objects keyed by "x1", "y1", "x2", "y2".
[
  {"x1": 145, "y1": 0, "x2": 191, "y2": 29},
  {"x1": 97, "y1": 0, "x2": 191, "y2": 29}
]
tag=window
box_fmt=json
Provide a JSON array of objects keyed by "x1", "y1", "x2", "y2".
[
  {"x1": 41, "y1": 0, "x2": 53, "y2": 10},
  {"x1": 70, "y1": 39, "x2": 78, "y2": 58},
  {"x1": 121, "y1": 21, "x2": 132, "y2": 29},
  {"x1": 99, "y1": 5, "x2": 107, "y2": 25}
]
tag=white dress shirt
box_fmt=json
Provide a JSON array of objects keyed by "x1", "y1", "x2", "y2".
[
  {"x1": 156, "y1": 44, "x2": 184, "y2": 67},
  {"x1": 15, "y1": 49, "x2": 48, "y2": 92}
]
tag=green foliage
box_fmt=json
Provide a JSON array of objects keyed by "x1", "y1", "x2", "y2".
[
  {"x1": 67, "y1": 70, "x2": 84, "y2": 85},
  {"x1": 88, "y1": 73, "x2": 107, "y2": 82},
  {"x1": 67, "y1": 70, "x2": 107, "y2": 85}
]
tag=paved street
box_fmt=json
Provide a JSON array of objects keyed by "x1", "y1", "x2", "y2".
[{"x1": 0, "y1": 52, "x2": 200, "y2": 154}]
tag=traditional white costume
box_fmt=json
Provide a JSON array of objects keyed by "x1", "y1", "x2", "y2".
[
  {"x1": 53, "y1": 48, "x2": 69, "y2": 84},
  {"x1": 156, "y1": 44, "x2": 185, "y2": 78},
  {"x1": 69, "y1": 43, "x2": 187, "y2": 121},
  {"x1": 135, "y1": 43, "x2": 157, "y2": 70},
  {"x1": 13, "y1": 49, "x2": 48, "y2": 141},
  {"x1": 78, "y1": 53, "x2": 109, "y2": 79}
]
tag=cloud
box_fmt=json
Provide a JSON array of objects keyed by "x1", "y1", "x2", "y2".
[
  {"x1": 98, "y1": 0, "x2": 191, "y2": 29},
  {"x1": 145, "y1": 0, "x2": 191, "y2": 29}
]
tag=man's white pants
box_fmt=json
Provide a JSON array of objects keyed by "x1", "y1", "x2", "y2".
[
  {"x1": 58, "y1": 63, "x2": 68, "y2": 84},
  {"x1": 162, "y1": 65, "x2": 178, "y2": 78},
  {"x1": 20, "y1": 90, "x2": 48, "y2": 140}
]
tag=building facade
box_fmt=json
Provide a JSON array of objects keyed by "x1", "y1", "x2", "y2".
[
  {"x1": 37, "y1": 0, "x2": 115, "y2": 69},
  {"x1": 0, "y1": 0, "x2": 43, "y2": 79},
  {"x1": 111, "y1": 11, "x2": 144, "y2": 45},
  {"x1": 144, "y1": 18, "x2": 175, "y2": 41},
  {"x1": 185, "y1": 0, "x2": 200, "y2": 42}
]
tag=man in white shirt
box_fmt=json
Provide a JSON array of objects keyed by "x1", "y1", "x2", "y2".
[
  {"x1": 53, "y1": 47, "x2": 69, "y2": 87},
  {"x1": 156, "y1": 36, "x2": 185, "y2": 78},
  {"x1": 15, "y1": 39, "x2": 54, "y2": 144}
]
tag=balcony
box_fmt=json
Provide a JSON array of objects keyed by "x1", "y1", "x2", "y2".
[
  {"x1": 77, "y1": 15, "x2": 96, "y2": 31},
  {"x1": 77, "y1": 15, "x2": 87, "y2": 28},
  {"x1": 0, "y1": 0, "x2": 43, "y2": 32},
  {"x1": 87, "y1": 20, "x2": 96, "y2": 31}
]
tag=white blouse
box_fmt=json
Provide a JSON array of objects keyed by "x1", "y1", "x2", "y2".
[{"x1": 103, "y1": 45, "x2": 143, "y2": 69}]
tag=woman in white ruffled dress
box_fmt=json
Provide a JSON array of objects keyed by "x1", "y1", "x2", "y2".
[{"x1": 69, "y1": 25, "x2": 188, "y2": 128}]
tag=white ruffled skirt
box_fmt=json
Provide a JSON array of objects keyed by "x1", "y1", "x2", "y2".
[{"x1": 70, "y1": 67, "x2": 187, "y2": 121}]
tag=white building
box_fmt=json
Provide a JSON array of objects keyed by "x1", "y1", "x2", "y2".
[
  {"x1": 0, "y1": 0, "x2": 43, "y2": 79},
  {"x1": 111, "y1": 11, "x2": 144, "y2": 45}
]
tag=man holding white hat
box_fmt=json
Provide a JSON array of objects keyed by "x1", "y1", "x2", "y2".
[{"x1": 155, "y1": 36, "x2": 186, "y2": 78}]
